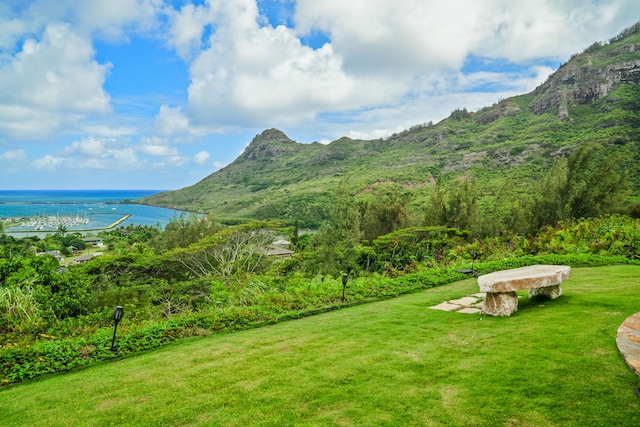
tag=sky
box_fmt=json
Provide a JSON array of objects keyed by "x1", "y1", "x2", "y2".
[{"x1": 1, "y1": 1, "x2": 639, "y2": 190}]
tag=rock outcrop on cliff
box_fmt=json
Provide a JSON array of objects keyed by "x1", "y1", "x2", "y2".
[{"x1": 530, "y1": 25, "x2": 640, "y2": 117}]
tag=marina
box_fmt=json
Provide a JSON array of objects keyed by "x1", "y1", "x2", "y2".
[
  {"x1": 0, "y1": 190, "x2": 186, "y2": 237},
  {"x1": 14, "y1": 213, "x2": 91, "y2": 230}
]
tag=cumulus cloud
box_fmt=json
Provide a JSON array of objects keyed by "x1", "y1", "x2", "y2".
[
  {"x1": 0, "y1": 1, "x2": 163, "y2": 140},
  {"x1": 294, "y1": 0, "x2": 480, "y2": 73},
  {"x1": 138, "y1": 136, "x2": 180, "y2": 157},
  {"x1": 194, "y1": 150, "x2": 210, "y2": 165},
  {"x1": 31, "y1": 154, "x2": 66, "y2": 171},
  {"x1": 63, "y1": 136, "x2": 107, "y2": 156},
  {"x1": 173, "y1": 0, "x2": 401, "y2": 130},
  {"x1": 154, "y1": 105, "x2": 192, "y2": 136},
  {"x1": 6, "y1": 0, "x2": 162, "y2": 42},
  {"x1": 0, "y1": 24, "x2": 111, "y2": 138},
  {"x1": 165, "y1": 2, "x2": 213, "y2": 60},
  {"x1": 55, "y1": 136, "x2": 139, "y2": 170},
  {"x1": 151, "y1": 155, "x2": 190, "y2": 169},
  {"x1": 294, "y1": 0, "x2": 630, "y2": 67},
  {"x1": 70, "y1": 0, "x2": 161, "y2": 40},
  {"x1": 0, "y1": 149, "x2": 26, "y2": 162}
]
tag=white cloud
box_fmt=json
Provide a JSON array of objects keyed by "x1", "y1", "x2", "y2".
[
  {"x1": 151, "y1": 155, "x2": 189, "y2": 169},
  {"x1": 0, "y1": 149, "x2": 27, "y2": 174},
  {"x1": 31, "y1": 154, "x2": 66, "y2": 171},
  {"x1": 0, "y1": 24, "x2": 111, "y2": 139},
  {"x1": 177, "y1": 0, "x2": 401, "y2": 130},
  {"x1": 0, "y1": 149, "x2": 26, "y2": 162},
  {"x1": 294, "y1": 0, "x2": 479, "y2": 73},
  {"x1": 56, "y1": 136, "x2": 140, "y2": 170},
  {"x1": 0, "y1": 1, "x2": 164, "y2": 141},
  {"x1": 154, "y1": 105, "x2": 192, "y2": 136},
  {"x1": 347, "y1": 127, "x2": 405, "y2": 141},
  {"x1": 165, "y1": 2, "x2": 213, "y2": 60},
  {"x1": 294, "y1": 0, "x2": 635, "y2": 66},
  {"x1": 70, "y1": 0, "x2": 161, "y2": 40},
  {"x1": 194, "y1": 150, "x2": 210, "y2": 165},
  {"x1": 64, "y1": 136, "x2": 106, "y2": 156},
  {"x1": 138, "y1": 136, "x2": 180, "y2": 157},
  {"x1": 213, "y1": 160, "x2": 226, "y2": 169},
  {"x1": 11, "y1": 0, "x2": 162, "y2": 42}
]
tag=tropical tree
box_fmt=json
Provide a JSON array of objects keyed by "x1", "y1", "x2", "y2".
[
  {"x1": 169, "y1": 221, "x2": 282, "y2": 279},
  {"x1": 359, "y1": 185, "x2": 410, "y2": 242},
  {"x1": 153, "y1": 213, "x2": 222, "y2": 252},
  {"x1": 533, "y1": 143, "x2": 628, "y2": 227},
  {"x1": 310, "y1": 178, "x2": 362, "y2": 275}
]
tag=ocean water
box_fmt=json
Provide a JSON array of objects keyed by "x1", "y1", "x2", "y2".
[{"x1": 0, "y1": 190, "x2": 186, "y2": 236}]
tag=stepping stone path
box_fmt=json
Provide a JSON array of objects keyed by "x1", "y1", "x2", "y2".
[
  {"x1": 429, "y1": 265, "x2": 569, "y2": 316},
  {"x1": 429, "y1": 293, "x2": 486, "y2": 314}
]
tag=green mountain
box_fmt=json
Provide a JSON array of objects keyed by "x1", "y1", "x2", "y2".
[{"x1": 140, "y1": 23, "x2": 640, "y2": 226}]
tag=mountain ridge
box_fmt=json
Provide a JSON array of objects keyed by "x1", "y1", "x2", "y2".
[{"x1": 140, "y1": 23, "x2": 640, "y2": 226}]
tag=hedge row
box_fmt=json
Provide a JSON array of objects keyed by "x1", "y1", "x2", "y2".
[{"x1": 2, "y1": 254, "x2": 637, "y2": 386}]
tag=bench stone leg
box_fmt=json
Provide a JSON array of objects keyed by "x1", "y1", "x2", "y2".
[
  {"x1": 481, "y1": 292, "x2": 518, "y2": 317},
  {"x1": 528, "y1": 284, "x2": 562, "y2": 300}
]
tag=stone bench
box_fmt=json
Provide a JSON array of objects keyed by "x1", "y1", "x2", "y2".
[{"x1": 478, "y1": 264, "x2": 571, "y2": 316}]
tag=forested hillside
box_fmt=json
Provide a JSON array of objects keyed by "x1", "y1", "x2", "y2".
[{"x1": 140, "y1": 23, "x2": 640, "y2": 231}]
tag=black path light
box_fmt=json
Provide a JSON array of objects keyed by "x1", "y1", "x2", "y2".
[
  {"x1": 341, "y1": 273, "x2": 348, "y2": 303},
  {"x1": 456, "y1": 252, "x2": 479, "y2": 277},
  {"x1": 111, "y1": 305, "x2": 124, "y2": 351}
]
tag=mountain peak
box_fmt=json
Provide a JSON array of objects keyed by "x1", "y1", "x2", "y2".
[
  {"x1": 241, "y1": 128, "x2": 300, "y2": 160},
  {"x1": 255, "y1": 128, "x2": 293, "y2": 143}
]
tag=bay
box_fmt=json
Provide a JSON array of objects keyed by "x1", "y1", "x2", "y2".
[{"x1": 0, "y1": 190, "x2": 186, "y2": 237}]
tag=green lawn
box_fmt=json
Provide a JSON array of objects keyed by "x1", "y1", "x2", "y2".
[{"x1": 1, "y1": 266, "x2": 639, "y2": 426}]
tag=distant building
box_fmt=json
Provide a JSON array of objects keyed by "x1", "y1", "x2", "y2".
[
  {"x1": 264, "y1": 245, "x2": 294, "y2": 258},
  {"x1": 82, "y1": 237, "x2": 104, "y2": 247},
  {"x1": 71, "y1": 253, "x2": 103, "y2": 264},
  {"x1": 36, "y1": 250, "x2": 64, "y2": 262}
]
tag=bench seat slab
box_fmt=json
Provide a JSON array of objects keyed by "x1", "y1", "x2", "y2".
[{"x1": 478, "y1": 264, "x2": 571, "y2": 293}]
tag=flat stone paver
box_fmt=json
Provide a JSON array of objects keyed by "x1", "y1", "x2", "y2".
[
  {"x1": 616, "y1": 312, "x2": 640, "y2": 377},
  {"x1": 449, "y1": 296, "x2": 480, "y2": 306},
  {"x1": 458, "y1": 307, "x2": 481, "y2": 314},
  {"x1": 428, "y1": 294, "x2": 484, "y2": 314},
  {"x1": 430, "y1": 302, "x2": 462, "y2": 312}
]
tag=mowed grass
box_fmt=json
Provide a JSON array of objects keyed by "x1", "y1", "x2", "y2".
[{"x1": 1, "y1": 266, "x2": 639, "y2": 426}]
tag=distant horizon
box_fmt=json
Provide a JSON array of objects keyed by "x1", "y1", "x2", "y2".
[
  {"x1": 0, "y1": 188, "x2": 173, "y2": 192},
  {"x1": 0, "y1": 189, "x2": 171, "y2": 203}
]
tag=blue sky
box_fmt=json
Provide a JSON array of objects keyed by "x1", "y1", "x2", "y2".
[{"x1": 1, "y1": 0, "x2": 639, "y2": 190}]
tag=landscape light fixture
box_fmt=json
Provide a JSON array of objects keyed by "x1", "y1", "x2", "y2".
[
  {"x1": 111, "y1": 305, "x2": 124, "y2": 351},
  {"x1": 341, "y1": 273, "x2": 348, "y2": 303}
]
